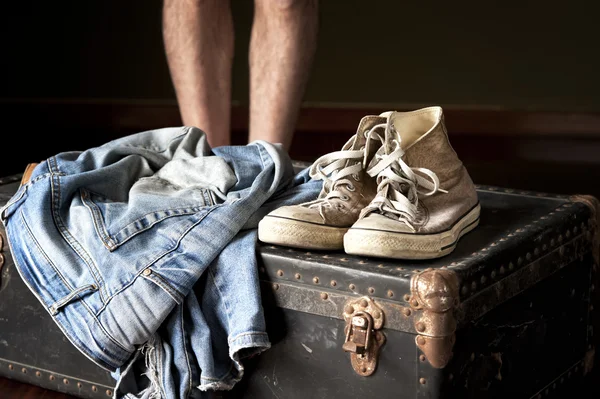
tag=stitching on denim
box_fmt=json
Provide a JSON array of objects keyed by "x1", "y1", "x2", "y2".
[
  {"x1": 207, "y1": 265, "x2": 233, "y2": 331},
  {"x1": 18, "y1": 211, "x2": 130, "y2": 355},
  {"x1": 200, "y1": 362, "x2": 236, "y2": 382},
  {"x1": 144, "y1": 272, "x2": 184, "y2": 304},
  {"x1": 255, "y1": 143, "x2": 268, "y2": 170},
  {"x1": 49, "y1": 171, "x2": 107, "y2": 302},
  {"x1": 112, "y1": 205, "x2": 210, "y2": 244},
  {"x1": 95, "y1": 206, "x2": 218, "y2": 311},
  {"x1": 51, "y1": 284, "x2": 98, "y2": 312},
  {"x1": 21, "y1": 209, "x2": 70, "y2": 288},
  {"x1": 10, "y1": 220, "x2": 126, "y2": 369},
  {"x1": 43, "y1": 173, "x2": 133, "y2": 351},
  {"x1": 179, "y1": 305, "x2": 193, "y2": 399},
  {"x1": 81, "y1": 189, "x2": 117, "y2": 250},
  {"x1": 228, "y1": 331, "x2": 270, "y2": 344},
  {"x1": 154, "y1": 335, "x2": 168, "y2": 398}
]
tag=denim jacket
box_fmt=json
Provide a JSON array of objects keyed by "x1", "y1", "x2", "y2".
[{"x1": 0, "y1": 127, "x2": 321, "y2": 398}]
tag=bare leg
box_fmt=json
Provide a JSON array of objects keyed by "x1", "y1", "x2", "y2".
[
  {"x1": 162, "y1": 0, "x2": 234, "y2": 148},
  {"x1": 249, "y1": 0, "x2": 319, "y2": 151}
]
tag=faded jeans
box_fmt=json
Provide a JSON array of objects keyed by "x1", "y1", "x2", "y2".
[{"x1": 1, "y1": 127, "x2": 321, "y2": 398}]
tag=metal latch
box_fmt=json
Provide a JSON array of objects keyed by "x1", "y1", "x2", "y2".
[{"x1": 342, "y1": 296, "x2": 385, "y2": 376}]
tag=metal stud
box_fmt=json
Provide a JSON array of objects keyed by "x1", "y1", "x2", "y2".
[
  {"x1": 295, "y1": 273, "x2": 301, "y2": 280},
  {"x1": 330, "y1": 280, "x2": 337, "y2": 287},
  {"x1": 387, "y1": 290, "x2": 394, "y2": 298},
  {"x1": 276, "y1": 270, "x2": 283, "y2": 277},
  {"x1": 320, "y1": 293, "x2": 328, "y2": 300},
  {"x1": 368, "y1": 287, "x2": 375, "y2": 294},
  {"x1": 349, "y1": 284, "x2": 356, "y2": 290},
  {"x1": 313, "y1": 277, "x2": 319, "y2": 284}
]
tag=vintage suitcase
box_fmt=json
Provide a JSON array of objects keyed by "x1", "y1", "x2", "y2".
[{"x1": 1, "y1": 170, "x2": 599, "y2": 399}]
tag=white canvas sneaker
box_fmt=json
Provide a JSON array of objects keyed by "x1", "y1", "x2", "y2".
[{"x1": 344, "y1": 106, "x2": 480, "y2": 259}]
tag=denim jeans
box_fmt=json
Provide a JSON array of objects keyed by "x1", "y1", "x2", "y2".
[{"x1": 1, "y1": 127, "x2": 321, "y2": 398}]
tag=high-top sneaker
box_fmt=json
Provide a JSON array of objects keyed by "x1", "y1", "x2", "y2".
[
  {"x1": 344, "y1": 106, "x2": 480, "y2": 259},
  {"x1": 257, "y1": 114, "x2": 389, "y2": 250}
]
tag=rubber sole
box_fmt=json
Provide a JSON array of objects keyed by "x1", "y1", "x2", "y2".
[
  {"x1": 343, "y1": 204, "x2": 481, "y2": 259},
  {"x1": 257, "y1": 216, "x2": 347, "y2": 250}
]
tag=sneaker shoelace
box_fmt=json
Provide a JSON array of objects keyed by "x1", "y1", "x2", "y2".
[
  {"x1": 304, "y1": 123, "x2": 387, "y2": 217},
  {"x1": 360, "y1": 125, "x2": 447, "y2": 231}
]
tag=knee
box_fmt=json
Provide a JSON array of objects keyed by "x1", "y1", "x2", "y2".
[{"x1": 257, "y1": 0, "x2": 318, "y2": 13}]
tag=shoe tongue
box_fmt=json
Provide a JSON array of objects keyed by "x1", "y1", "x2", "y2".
[{"x1": 350, "y1": 115, "x2": 388, "y2": 150}]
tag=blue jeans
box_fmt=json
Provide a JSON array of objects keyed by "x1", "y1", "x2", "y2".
[{"x1": 1, "y1": 127, "x2": 321, "y2": 398}]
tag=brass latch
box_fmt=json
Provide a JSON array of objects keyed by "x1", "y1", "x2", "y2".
[{"x1": 342, "y1": 296, "x2": 385, "y2": 376}]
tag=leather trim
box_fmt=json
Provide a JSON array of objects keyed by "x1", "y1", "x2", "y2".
[
  {"x1": 570, "y1": 194, "x2": 600, "y2": 266},
  {"x1": 20, "y1": 163, "x2": 39, "y2": 186}
]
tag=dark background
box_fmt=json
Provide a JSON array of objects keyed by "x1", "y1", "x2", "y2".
[
  {"x1": 2, "y1": 0, "x2": 600, "y2": 200},
  {"x1": 2, "y1": 0, "x2": 600, "y2": 198}
]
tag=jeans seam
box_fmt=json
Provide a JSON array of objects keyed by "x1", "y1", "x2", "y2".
[
  {"x1": 180, "y1": 305, "x2": 193, "y2": 399},
  {"x1": 50, "y1": 170, "x2": 108, "y2": 302},
  {"x1": 207, "y1": 265, "x2": 233, "y2": 339}
]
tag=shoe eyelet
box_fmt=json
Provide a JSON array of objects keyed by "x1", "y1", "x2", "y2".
[
  {"x1": 352, "y1": 174, "x2": 360, "y2": 181},
  {"x1": 346, "y1": 184, "x2": 356, "y2": 192},
  {"x1": 340, "y1": 195, "x2": 350, "y2": 201}
]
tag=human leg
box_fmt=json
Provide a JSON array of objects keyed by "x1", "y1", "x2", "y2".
[
  {"x1": 162, "y1": 0, "x2": 235, "y2": 147},
  {"x1": 248, "y1": 0, "x2": 319, "y2": 151}
]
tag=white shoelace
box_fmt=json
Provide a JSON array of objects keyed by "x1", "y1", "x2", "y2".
[
  {"x1": 304, "y1": 123, "x2": 387, "y2": 217},
  {"x1": 360, "y1": 135, "x2": 447, "y2": 231}
]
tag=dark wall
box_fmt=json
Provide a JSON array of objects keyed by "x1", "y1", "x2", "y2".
[{"x1": 2, "y1": 0, "x2": 599, "y2": 110}]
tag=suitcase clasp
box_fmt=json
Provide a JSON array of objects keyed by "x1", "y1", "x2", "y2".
[{"x1": 342, "y1": 296, "x2": 385, "y2": 376}]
